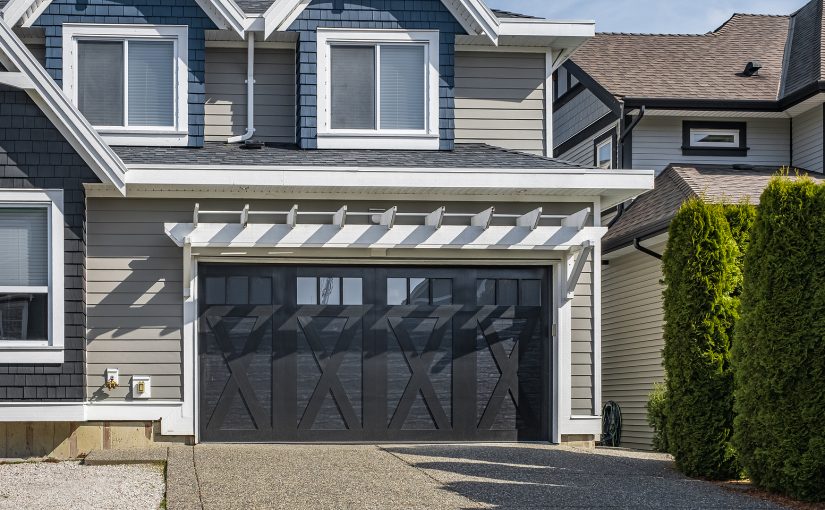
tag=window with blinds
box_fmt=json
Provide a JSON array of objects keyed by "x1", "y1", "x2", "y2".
[
  {"x1": 76, "y1": 38, "x2": 176, "y2": 129},
  {"x1": 0, "y1": 207, "x2": 49, "y2": 341},
  {"x1": 329, "y1": 43, "x2": 427, "y2": 132}
]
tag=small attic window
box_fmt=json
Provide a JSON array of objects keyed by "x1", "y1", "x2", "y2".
[{"x1": 682, "y1": 121, "x2": 748, "y2": 157}]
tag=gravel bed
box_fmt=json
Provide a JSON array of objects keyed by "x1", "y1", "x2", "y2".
[{"x1": 0, "y1": 461, "x2": 165, "y2": 510}]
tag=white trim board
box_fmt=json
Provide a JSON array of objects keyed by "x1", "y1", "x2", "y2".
[
  {"x1": 0, "y1": 18, "x2": 127, "y2": 194},
  {"x1": 1, "y1": 0, "x2": 248, "y2": 36}
]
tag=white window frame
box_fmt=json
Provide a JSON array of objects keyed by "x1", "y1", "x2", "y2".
[
  {"x1": 0, "y1": 189, "x2": 64, "y2": 364},
  {"x1": 316, "y1": 29, "x2": 440, "y2": 150},
  {"x1": 62, "y1": 24, "x2": 189, "y2": 147},
  {"x1": 689, "y1": 128, "x2": 740, "y2": 148},
  {"x1": 596, "y1": 138, "x2": 613, "y2": 169}
]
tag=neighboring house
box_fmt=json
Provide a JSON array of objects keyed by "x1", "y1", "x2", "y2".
[
  {"x1": 0, "y1": 0, "x2": 653, "y2": 454},
  {"x1": 553, "y1": 1, "x2": 825, "y2": 450}
]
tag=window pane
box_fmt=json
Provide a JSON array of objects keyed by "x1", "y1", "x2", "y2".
[
  {"x1": 0, "y1": 294, "x2": 48, "y2": 341},
  {"x1": 128, "y1": 41, "x2": 175, "y2": 127},
  {"x1": 409, "y1": 278, "x2": 429, "y2": 305},
  {"x1": 476, "y1": 279, "x2": 496, "y2": 306},
  {"x1": 380, "y1": 45, "x2": 426, "y2": 130},
  {"x1": 204, "y1": 277, "x2": 225, "y2": 305},
  {"x1": 387, "y1": 278, "x2": 407, "y2": 305},
  {"x1": 319, "y1": 277, "x2": 340, "y2": 305},
  {"x1": 226, "y1": 276, "x2": 249, "y2": 305},
  {"x1": 0, "y1": 208, "x2": 48, "y2": 287},
  {"x1": 250, "y1": 277, "x2": 272, "y2": 305},
  {"x1": 497, "y1": 279, "x2": 518, "y2": 306},
  {"x1": 331, "y1": 46, "x2": 376, "y2": 129},
  {"x1": 432, "y1": 279, "x2": 452, "y2": 305},
  {"x1": 297, "y1": 277, "x2": 317, "y2": 305},
  {"x1": 520, "y1": 280, "x2": 541, "y2": 306},
  {"x1": 597, "y1": 140, "x2": 612, "y2": 169},
  {"x1": 342, "y1": 278, "x2": 363, "y2": 305},
  {"x1": 555, "y1": 66, "x2": 568, "y2": 99},
  {"x1": 78, "y1": 41, "x2": 124, "y2": 126}
]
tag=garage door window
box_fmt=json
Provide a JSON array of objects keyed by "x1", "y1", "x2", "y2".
[
  {"x1": 297, "y1": 277, "x2": 363, "y2": 305},
  {"x1": 387, "y1": 278, "x2": 452, "y2": 305},
  {"x1": 477, "y1": 279, "x2": 541, "y2": 306}
]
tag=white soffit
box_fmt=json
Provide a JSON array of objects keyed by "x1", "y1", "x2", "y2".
[
  {"x1": 1, "y1": 0, "x2": 248, "y2": 36},
  {"x1": 0, "y1": 18, "x2": 127, "y2": 193}
]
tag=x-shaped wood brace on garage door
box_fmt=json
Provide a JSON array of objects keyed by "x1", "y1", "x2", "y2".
[
  {"x1": 297, "y1": 316, "x2": 361, "y2": 431},
  {"x1": 206, "y1": 314, "x2": 272, "y2": 433},
  {"x1": 387, "y1": 316, "x2": 451, "y2": 430}
]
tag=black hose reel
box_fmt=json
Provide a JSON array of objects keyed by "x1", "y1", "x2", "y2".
[{"x1": 601, "y1": 401, "x2": 623, "y2": 447}]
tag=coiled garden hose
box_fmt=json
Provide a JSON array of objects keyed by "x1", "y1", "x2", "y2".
[{"x1": 602, "y1": 400, "x2": 623, "y2": 447}]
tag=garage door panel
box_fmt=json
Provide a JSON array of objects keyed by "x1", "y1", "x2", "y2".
[{"x1": 199, "y1": 265, "x2": 550, "y2": 442}]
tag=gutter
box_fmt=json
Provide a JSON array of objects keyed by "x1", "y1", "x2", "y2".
[
  {"x1": 228, "y1": 33, "x2": 256, "y2": 143},
  {"x1": 633, "y1": 237, "x2": 662, "y2": 260},
  {"x1": 607, "y1": 103, "x2": 645, "y2": 228}
]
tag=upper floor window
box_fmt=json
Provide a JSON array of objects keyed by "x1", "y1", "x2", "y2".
[
  {"x1": 682, "y1": 121, "x2": 747, "y2": 157},
  {"x1": 594, "y1": 130, "x2": 616, "y2": 169},
  {"x1": 553, "y1": 65, "x2": 580, "y2": 101},
  {"x1": 317, "y1": 30, "x2": 440, "y2": 150},
  {"x1": 0, "y1": 190, "x2": 64, "y2": 364},
  {"x1": 63, "y1": 24, "x2": 189, "y2": 146}
]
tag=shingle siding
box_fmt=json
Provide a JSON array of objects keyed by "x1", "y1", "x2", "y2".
[
  {"x1": 0, "y1": 86, "x2": 100, "y2": 402},
  {"x1": 792, "y1": 104, "x2": 824, "y2": 173},
  {"x1": 35, "y1": 0, "x2": 217, "y2": 147},
  {"x1": 287, "y1": 0, "x2": 465, "y2": 150},
  {"x1": 553, "y1": 89, "x2": 612, "y2": 148}
]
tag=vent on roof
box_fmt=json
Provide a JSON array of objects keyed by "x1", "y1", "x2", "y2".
[{"x1": 741, "y1": 61, "x2": 762, "y2": 77}]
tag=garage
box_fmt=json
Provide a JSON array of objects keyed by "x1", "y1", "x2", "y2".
[{"x1": 198, "y1": 264, "x2": 551, "y2": 442}]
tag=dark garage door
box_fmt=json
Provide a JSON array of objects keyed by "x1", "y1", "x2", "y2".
[{"x1": 199, "y1": 265, "x2": 550, "y2": 442}]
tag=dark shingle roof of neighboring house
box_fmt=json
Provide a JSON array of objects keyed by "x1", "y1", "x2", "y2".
[
  {"x1": 490, "y1": 9, "x2": 540, "y2": 19},
  {"x1": 114, "y1": 142, "x2": 586, "y2": 169},
  {"x1": 569, "y1": 13, "x2": 791, "y2": 102},
  {"x1": 782, "y1": 0, "x2": 825, "y2": 97},
  {"x1": 603, "y1": 164, "x2": 824, "y2": 252}
]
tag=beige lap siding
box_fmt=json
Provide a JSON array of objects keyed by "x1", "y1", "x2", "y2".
[
  {"x1": 86, "y1": 199, "x2": 190, "y2": 401},
  {"x1": 454, "y1": 52, "x2": 547, "y2": 155},
  {"x1": 571, "y1": 257, "x2": 594, "y2": 415},
  {"x1": 204, "y1": 47, "x2": 296, "y2": 143},
  {"x1": 602, "y1": 246, "x2": 666, "y2": 450}
]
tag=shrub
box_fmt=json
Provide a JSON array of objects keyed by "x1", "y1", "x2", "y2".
[
  {"x1": 661, "y1": 199, "x2": 743, "y2": 479},
  {"x1": 733, "y1": 176, "x2": 825, "y2": 501},
  {"x1": 646, "y1": 383, "x2": 669, "y2": 453}
]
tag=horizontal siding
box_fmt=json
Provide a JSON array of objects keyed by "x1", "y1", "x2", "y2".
[
  {"x1": 204, "y1": 47, "x2": 295, "y2": 143},
  {"x1": 632, "y1": 117, "x2": 791, "y2": 174},
  {"x1": 86, "y1": 199, "x2": 190, "y2": 401},
  {"x1": 602, "y1": 246, "x2": 666, "y2": 450},
  {"x1": 557, "y1": 124, "x2": 618, "y2": 167},
  {"x1": 553, "y1": 88, "x2": 612, "y2": 147},
  {"x1": 792, "y1": 105, "x2": 823, "y2": 173},
  {"x1": 571, "y1": 256, "x2": 594, "y2": 415},
  {"x1": 454, "y1": 52, "x2": 546, "y2": 155}
]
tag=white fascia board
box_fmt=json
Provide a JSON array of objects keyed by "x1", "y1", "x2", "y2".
[
  {"x1": 498, "y1": 18, "x2": 595, "y2": 39},
  {"x1": 3, "y1": 0, "x2": 246, "y2": 36},
  {"x1": 263, "y1": 0, "x2": 499, "y2": 44},
  {"x1": 125, "y1": 165, "x2": 654, "y2": 202},
  {"x1": 0, "y1": 19, "x2": 127, "y2": 194}
]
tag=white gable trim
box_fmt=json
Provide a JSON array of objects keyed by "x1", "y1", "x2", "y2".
[
  {"x1": 1, "y1": 0, "x2": 248, "y2": 36},
  {"x1": 263, "y1": 0, "x2": 499, "y2": 43},
  {"x1": 0, "y1": 18, "x2": 127, "y2": 193}
]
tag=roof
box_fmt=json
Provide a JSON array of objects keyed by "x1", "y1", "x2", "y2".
[
  {"x1": 782, "y1": 0, "x2": 825, "y2": 97},
  {"x1": 114, "y1": 142, "x2": 586, "y2": 169},
  {"x1": 569, "y1": 13, "x2": 791, "y2": 102},
  {"x1": 234, "y1": 0, "x2": 272, "y2": 14},
  {"x1": 603, "y1": 164, "x2": 824, "y2": 252}
]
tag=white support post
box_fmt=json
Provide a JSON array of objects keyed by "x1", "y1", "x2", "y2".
[
  {"x1": 553, "y1": 258, "x2": 573, "y2": 443},
  {"x1": 517, "y1": 207, "x2": 543, "y2": 230},
  {"x1": 241, "y1": 204, "x2": 250, "y2": 228},
  {"x1": 425, "y1": 206, "x2": 445, "y2": 229},
  {"x1": 333, "y1": 206, "x2": 347, "y2": 228},
  {"x1": 182, "y1": 237, "x2": 192, "y2": 298},
  {"x1": 287, "y1": 204, "x2": 298, "y2": 228},
  {"x1": 566, "y1": 241, "x2": 593, "y2": 300},
  {"x1": 471, "y1": 207, "x2": 495, "y2": 230},
  {"x1": 545, "y1": 50, "x2": 553, "y2": 158}
]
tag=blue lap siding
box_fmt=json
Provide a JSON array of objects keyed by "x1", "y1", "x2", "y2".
[
  {"x1": 35, "y1": 0, "x2": 217, "y2": 147},
  {"x1": 288, "y1": 0, "x2": 465, "y2": 150},
  {"x1": 0, "y1": 86, "x2": 99, "y2": 401}
]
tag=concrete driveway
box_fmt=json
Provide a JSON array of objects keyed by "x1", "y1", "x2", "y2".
[{"x1": 165, "y1": 444, "x2": 784, "y2": 509}]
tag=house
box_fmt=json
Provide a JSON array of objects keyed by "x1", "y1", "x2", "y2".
[
  {"x1": 0, "y1": 0, "x2": 653, "y2": 454},
  {"x1": 553, "y1": 1, "x2": 825, "y2": 449}
]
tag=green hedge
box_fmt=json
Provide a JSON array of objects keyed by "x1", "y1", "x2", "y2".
[
  {"x1": 733, "y1": 177, "x2": 825, "y2": 501},
  {"x1": 661, "y1": 199, "x2": 753, "y2": 479},
  {"x1": 646, "y1": 383, "x2": 669, "y2": 453}
]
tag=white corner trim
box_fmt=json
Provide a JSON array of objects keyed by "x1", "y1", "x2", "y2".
[
  {"x1": 544, "y1": 51, "x2": 553, "y2": 158},
  {"x1": 0, "y1": 19, "x2": 127, "y2": 194},
  {"x1": 315, "y1": 29, "x2": 440, "y2": 147},
  {"x1": 0, "y1": 189, "x2": 64, "y2": 362},
  {"x1": 61, "y1": 24, "x2": 190, "y2": 147}
]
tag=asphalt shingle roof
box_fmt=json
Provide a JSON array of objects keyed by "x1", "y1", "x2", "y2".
[
  {"x1": 604, "y1": 164, "x2": 824, "y2": 252},
  {"x1": 234, "y1": 0, "x2": 274, "y2": 14},
  {"x1": 782, "y1": 0, "x2": 824, "y2": 97},
  {"x1": 570, "y1": 14, "x2": 791, "y2": 102},
  {"x1": 114, "y1": 142, "x2": 586, "y2": 169}
]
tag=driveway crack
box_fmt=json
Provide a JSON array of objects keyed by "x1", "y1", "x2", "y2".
[{"x1": 191, "y1": 446, "x2": 206, "y2": 510}]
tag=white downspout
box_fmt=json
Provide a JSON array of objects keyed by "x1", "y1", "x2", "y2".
[{"x1": 228, "y1": 33, "x2": 256, "y2": 143}]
